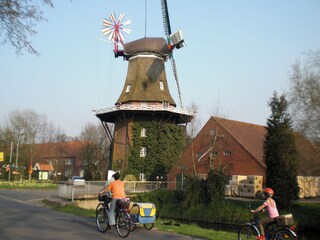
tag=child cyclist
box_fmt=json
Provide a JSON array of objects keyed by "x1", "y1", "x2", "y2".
[{"x1": 251, "y1": 188, "x2": 279, "y2": 240}]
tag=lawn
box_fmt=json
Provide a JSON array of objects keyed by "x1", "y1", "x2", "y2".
[{"x1": 0, "y1": 180, "x2": 58, "y2": 190}]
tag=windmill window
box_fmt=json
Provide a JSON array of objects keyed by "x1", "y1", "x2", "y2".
[
  {"x1": 140, "y1": 147, "x2": 147, "y2": 157},
  {"x1": 141, "y1": 128, "x2": 146, "y2": 137},
  {"x1": 223, "y1": 150, "x2": 232, "y2": 156},
  {"x1": 126, "y1": 84, "x2": 132, "y2": 93},
  {"x1": 159, "y1": 81, "x2": 164, "y2": 90},
  {"x1": 163, "y1": 101, "x2": 169, "y2": 109}
]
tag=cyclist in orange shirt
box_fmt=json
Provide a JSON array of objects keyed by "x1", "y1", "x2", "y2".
[{"x1": 106, "y1": 172, "x2": 125, "y2": 226}]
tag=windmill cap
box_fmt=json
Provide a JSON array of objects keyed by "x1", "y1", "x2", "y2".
[{"x1": 124, "y1": 37, "x2": 170, "y2": 58}]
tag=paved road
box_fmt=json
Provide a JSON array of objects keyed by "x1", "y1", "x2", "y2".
[{"x1": 0, "y1": 189, "x2": 204, "y2": 240}]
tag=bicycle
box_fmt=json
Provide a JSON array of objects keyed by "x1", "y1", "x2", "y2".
[
  {"x1": 238, "y1": 208, "x2": 297, "y2": 240},
  {"x1": 96, "y1": 193, "x2": 132, "y2": 238}
]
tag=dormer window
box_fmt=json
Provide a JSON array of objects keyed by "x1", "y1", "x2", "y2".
[
  {"x1": 126, "y1": 84, "x2": 132, "y2": 93},
  {"x1": 159, "y1": 81, "x2": 164, "y2": 90}
]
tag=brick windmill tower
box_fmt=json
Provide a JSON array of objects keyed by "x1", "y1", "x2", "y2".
[{"x1": 94, "y1": 1, "x2": 193, "y2": 180}]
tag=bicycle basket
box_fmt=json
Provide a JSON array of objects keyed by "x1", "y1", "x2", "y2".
[
  {"x1": 98, "y1": 192, "x2": 112, "y2": 202},
  {"x1": 98, "y1": 194, "x2": 105, "y2": 202},
  {"x1": 277, "y1": 214, "x2": 294, "y2": 226},
  {"x1": 116, "y1": 198, "x2": 130, "y2": 210}
]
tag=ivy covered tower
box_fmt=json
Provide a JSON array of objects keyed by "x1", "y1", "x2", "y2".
[{"x1": 94, "y1": 37, "x2": 193, "y2": 179}]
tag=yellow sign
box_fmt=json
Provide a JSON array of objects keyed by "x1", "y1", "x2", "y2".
[{"x1": 0, "y1": 152, "x2": 3, "y2": 162}]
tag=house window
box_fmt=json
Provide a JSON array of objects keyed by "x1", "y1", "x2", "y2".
[
  {"x1": 196, "y1": 152, "x2": 203, "y2": 158},
  {"x1": 210, "y1": 151, "x2": 218, "y2": 157},
  {"x1": 126, "y1": 84, "x2": 132, "y2": 93},
  {"x1": 65, "y1": 169, "x2": 72, "y2": 178},
  {"x1": 141, "y1": 128, "x2": 146, "y2": 137},
  {"x1": 65, "y1": 159, "x2": 72, "y2": 165},
  {"x1": 140, "y1": 147, "x2": 147, "y2": 157},
  {"x1": 159, "y1": 81, "x2": 164, "y2": 90},
  {"x1": 223, "y1": 150, "x2": 232, "y2": 156}
]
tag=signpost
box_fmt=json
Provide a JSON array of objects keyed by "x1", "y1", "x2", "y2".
[{"x1": 0, "y1": 152, "x2": 3, "y2": 162}]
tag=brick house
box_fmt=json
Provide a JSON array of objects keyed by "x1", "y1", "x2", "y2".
[
  {"x1": 32, "y1": 141, "x2": 83, "y2": 180},
  {"x1": 168, "y1": 116, "x2": 320, "y2": 188}
]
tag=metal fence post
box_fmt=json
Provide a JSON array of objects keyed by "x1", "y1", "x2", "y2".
[{"x1": 71, "y1": 186, "x2": 74, "y2": 202}]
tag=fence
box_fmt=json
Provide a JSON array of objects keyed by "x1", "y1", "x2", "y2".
[{"x1": 58, "y1": 181, "x2": 170, "y2": 201}]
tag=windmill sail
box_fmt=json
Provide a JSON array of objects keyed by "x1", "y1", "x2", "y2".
[{"x1": 161, "y1": 0, "x2": 184, "y2": 109}]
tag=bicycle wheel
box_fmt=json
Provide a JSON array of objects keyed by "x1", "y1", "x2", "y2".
[
  {"x1": 143, "y1": 223, "x2": 154, "y2": 230},
  {"x1": 116, "y1": 211, "x2": 131, "y2": 238},
  {"x1": 96, "y1": 203, "x2": 104, "y2": 216},
  {"x1": 274, "y1": 228, "x2": 297, "y2": 240},
  {"x1": 96, "y1": 208, "x2": 109, "y2": 233},
  {"x1": 238, "y1": 225, "x2": 259, "y2": 240},
  {"x1": 130, "y1": 223, "x2": 137, "y2": 232}
]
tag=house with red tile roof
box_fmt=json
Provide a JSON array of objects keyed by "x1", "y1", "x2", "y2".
[
  {"x1": 168, "y1": 116, "x2": 320, "y2": 189},
  {"x1": 33, "y1": 163, "x2": 54, "y2": 180},
  {"x1": 32, "y1": 141, "x2": 83, "y2": 180}
]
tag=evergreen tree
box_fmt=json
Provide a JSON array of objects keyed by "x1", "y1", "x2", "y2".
[
  {"x1": 207, "y1": 168, "x2": 227, "y2": 203},
  {"x1": 264, "y1": 92, "x2": 299, "y2": 209}
]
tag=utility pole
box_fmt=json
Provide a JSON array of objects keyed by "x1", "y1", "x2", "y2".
[
  {"x1": 15, "y1": 139, "x2": 20, "y2": 169},
  {"x1": 8, "y1": 142, "x2": 13, "y2": 181}
]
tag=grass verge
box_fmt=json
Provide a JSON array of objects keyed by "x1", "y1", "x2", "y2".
[
  {"x1": 0, "y1": 180, "x2": 58, "y2": 190},
  {"x1": 42, "y1": 199, "x2": 237, "y2": 240}
]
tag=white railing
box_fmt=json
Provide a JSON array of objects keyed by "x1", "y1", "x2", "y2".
[
  {"x1": 93, "y1": 104, "x2": 194, "y2": 116},
  {"x1": 58, "y1": 181, "x2": 175, "y2": 201}
]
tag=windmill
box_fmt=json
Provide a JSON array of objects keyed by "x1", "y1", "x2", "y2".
[
  {"x1": 94, "y1": 2, "x2": 193, "y2": 175},
  {"x1": 161, "y1": 0, "x2": 185, "y2": 109},
  {"x1": 102, "y1": 12, "x2": 132, "y2": 57}
]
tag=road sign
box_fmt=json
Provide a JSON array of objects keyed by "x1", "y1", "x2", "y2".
[{"x1": 0, "y1": 152, "x2": 4, "y2": 162}]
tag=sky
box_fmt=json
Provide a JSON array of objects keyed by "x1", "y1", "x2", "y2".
[{"x1": 1, "y1": 0, "x2": 320, "y2": 137}]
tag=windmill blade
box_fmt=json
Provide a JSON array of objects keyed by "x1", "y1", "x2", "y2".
[
  {"x1": 118, "y1": 13, "x2": 125, "y2": 22},
  {"x1": 107, "y1": 31, "x2": 114, "y2": 41},
  {"x1": 122, "y1": 19, "x2": 132, "y2": 26},
  {"x1": 102, "y1": 18, "x2": 113, "y2": 26},
  {"x1": 102, "y1": 28, "x2": 113, "y2": 36},
  {"x1": 170, "y1": 57, "x2": 183, "y2": 109},
  {"x1": 161, "y1": 0, "x2": 172, "y2": 39},
  {"x1": 118, "y1": 31, "x2": 125, "y2": 43},
  {"x1": 121, "y1": 27, "x2": 131, "y2": 34},
  {"x1": 110, "y1": 12, "x2": 116, "y2": 23},
  {"x1": 161, "y1": 0, "x2": 184, "y2": 108}
]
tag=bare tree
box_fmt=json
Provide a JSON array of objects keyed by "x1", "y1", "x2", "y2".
[
  {"x1": 209, "y1": 97, "x2": 229, "y2": 119},
  {"x1": 2, "y1": 109, "x2": 63, "y2": 178},
  {"x1": 0, "y1": 0, "x2": 53, "y2": 55},
  {"x1": 5, "y1": 109, "x2": 55, "y2": 144},
  {"x1": 79, "y1": 122, "x2": 112, "y2": 180},
  {"x1": 186, "y1": 101, "x2": 201, "y2": 139},
  {"x1": 288, "y1": 49, "x2": 320, "y2": 141}
]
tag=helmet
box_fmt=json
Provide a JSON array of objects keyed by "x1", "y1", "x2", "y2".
[{"x1": 264, "y1": 187, "x2": 274, "y2": 197}]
